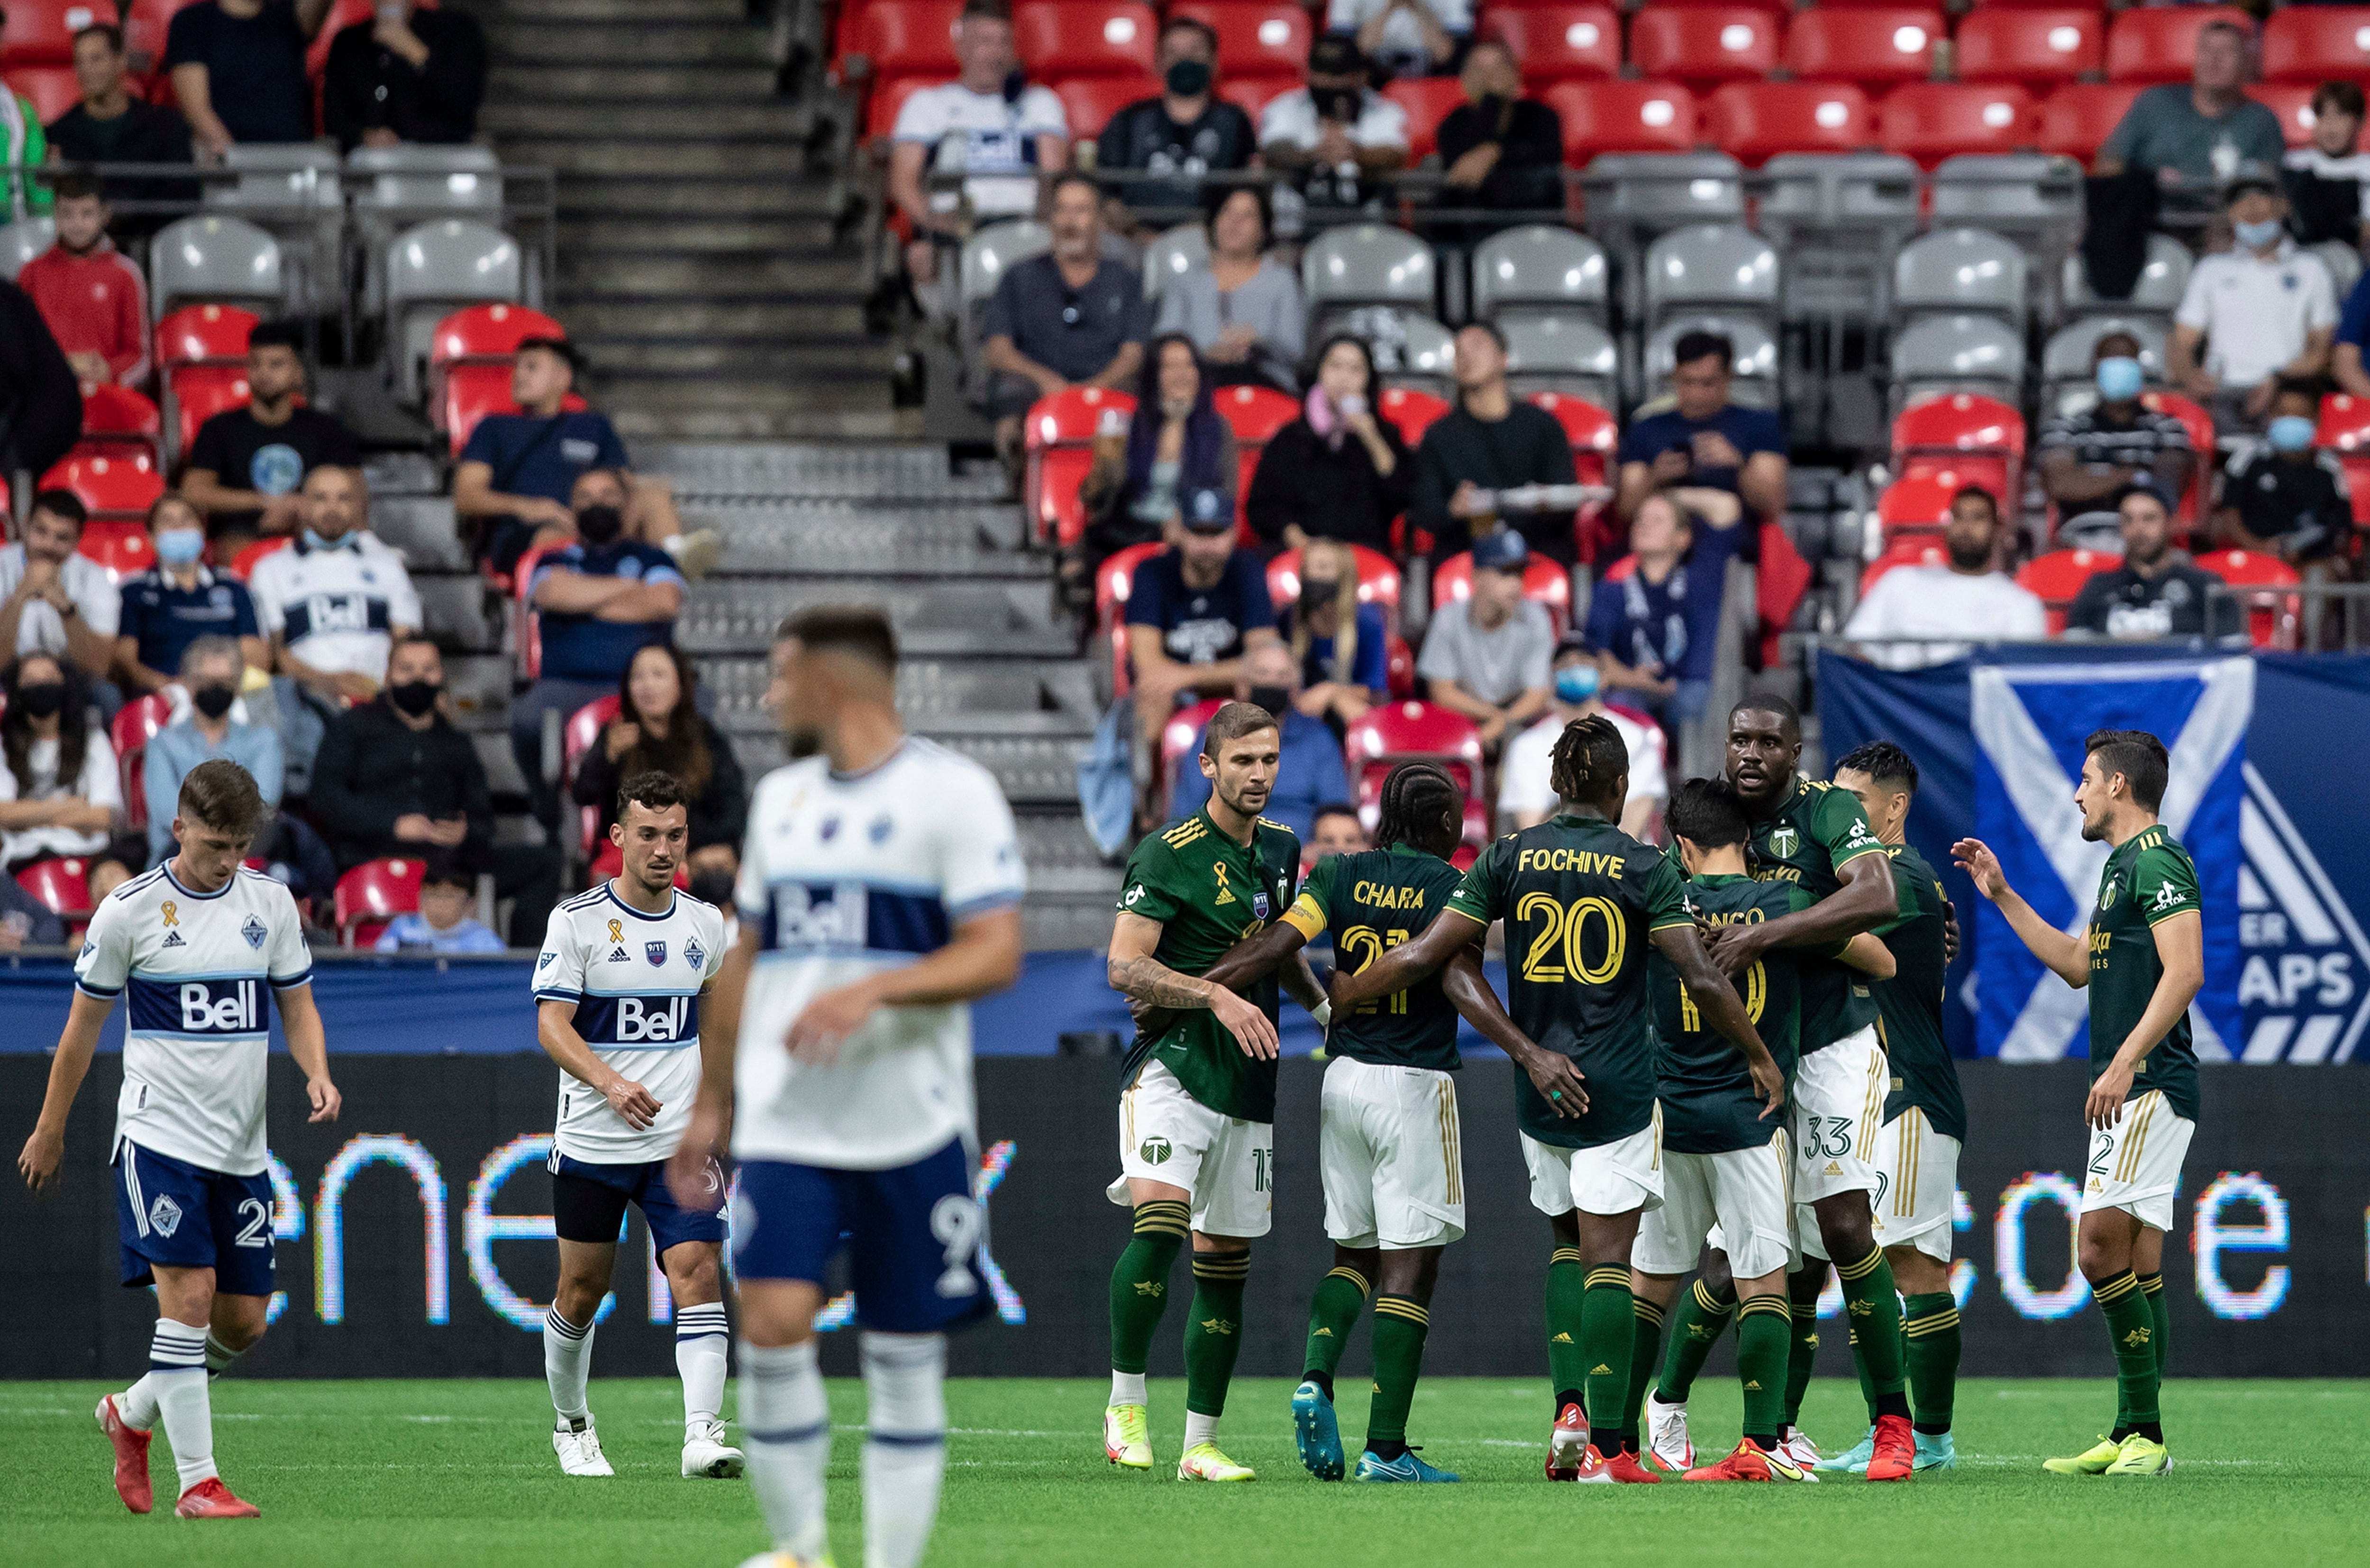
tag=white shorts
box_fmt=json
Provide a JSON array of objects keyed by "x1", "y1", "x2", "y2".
[
  {"x1": 2080, "y1": 1089, "x2": 2194, "y2": 1233},
  {"x1": 1319, "y1": 1056, "x2": 1465, "y2": 1251},
  {"x1": 1105, "y1": 1059, "x2": 1273, "y2": 1239},
  {"x1": 1635, "y1": 1134, "x2": 1795, "y2": 1282},
  {"x1": 1520, "y1": 1105, "x2": 1664, "y2": 1220},
  {"x1": 1791, "y1": 1025, "x2": 1888, "y2": 1205},
  {"x1": 1870, "y1": 1106, "x2": 1961, "y2": 1264}
]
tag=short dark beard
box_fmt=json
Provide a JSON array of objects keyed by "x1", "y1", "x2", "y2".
[{"x1": 1947, "y1": 540, "x2": 1992, "y2": 572}]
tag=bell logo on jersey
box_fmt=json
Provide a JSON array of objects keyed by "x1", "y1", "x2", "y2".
[
  {"x1": 179, "y1": 979, "x2": 261, "y2": 1034},
  {"x1": 771, "y1": 881, "x2": 869, "y2": 949},
  {"x1": 615, "y1": 995, "x2": 691, "y2": 1043}
]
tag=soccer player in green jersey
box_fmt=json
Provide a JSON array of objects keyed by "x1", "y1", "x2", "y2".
[
  {"x1": 1954, "y1": 729, "x2": 2203, "y2": 1479},
  {"x1": 1102, "y1": 702, "x2": 1322, "y2": 1483},
  {"x1": 1333, "y1": 717, "x2": 1781, "y2": 1485}
]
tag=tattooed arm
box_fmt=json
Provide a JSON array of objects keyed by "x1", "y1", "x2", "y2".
[{"x1": 1108, "y1": 911, "x2": 1280, "y2": 1060}]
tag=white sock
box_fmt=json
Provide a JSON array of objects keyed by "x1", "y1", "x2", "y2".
[
  {"x1": 1183, "y1": 1410, "x2": 1220, "y2": 1450},
  {"x1": 544, "y1": 1307, "x2": 595, "y2": 1421},
  {"x1": 149, "y1": 1321, "x2": 216, "y2": 1490},
  {"x1": 204, "y1": 1332, "x2": 246, "y2": 1381},
  {"x1": 118, "y1": 1374, "x2": 160, "y2": 1431},
  {"x1": 1109, "y1": 1370, "x2": 1147, "y2": 1407},
  {"x1": 675, "y1": 1303, "x2": 731, "y2": 1436},
  {"x1": 860, "y1": 1332, "x2": 948, "y2": 1568},
  {"x1": 740, "y1": 1340, "x2": 830, "y2": 1560}
]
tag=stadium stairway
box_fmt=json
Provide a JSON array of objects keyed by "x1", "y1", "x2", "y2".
[{"x1": 468, "y1": 0, "x2": 903, "y2": 439}]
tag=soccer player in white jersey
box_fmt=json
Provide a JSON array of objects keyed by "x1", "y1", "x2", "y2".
[
  {"x1": 16, "y1": 760, "x2": 339, "y2": 1520},
  {"x1": 670, "y1": 606, "x2": 1025, "y2": 1568},
  {"x1": 533, "y1": 770, "x2": 737, "y2": 1480}
]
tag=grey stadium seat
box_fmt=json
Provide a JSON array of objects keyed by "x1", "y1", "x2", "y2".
[
  {"x1": 1502, "y1": 315, "x2": 1620, "y2": 409},
  {"x1": 1333, "y1": 305, "x2": 1454, "y2": 398},
  {"x1": 1642, "y1": 223, "x2": 1778, "y2": 333},
  {"x1": 1893, "y1": 227, "x2": 2028, "y2": 329},
  {"x1": 0, "y1": 215, "x2": 55, "y2": 283},
  {"x1": 1643, "y1": 317, "x2": 1779, "y2": 410},
  {"x1": 2313, "y1": 239, "x2": 2361, "y2": 301},
  {"x1": 1471, "y1": 225, "x2": 1608, "y2": 326},
  {"x1": 347, "y1": 144, "x2": 502, "y2": 216},
  {"x1": 1140, "y1": 222, "x2": 1208, "y2": 302},
  {"x1": 1927, "y1": 154, "x2": 2082, "y2": 237},
  {"x1": 960, "y1": 219, "x2": 1051, "y2": 317},
  {"x1": 1578, "y1": 154, "x2": 1746, "y2": 238},
  {"x1": 1890, "y1": 313, "x2": 2025, "y2": 411},
  {"x1": 2040, "y1": 317, "x2": 2169, "y2": 415},
  {"x1": 2061, "y1": 234, "x2": 2192, "y2": 319},
  {"x1": 205, "y1": 145, "x2": 342, "y2": 314},
  {"x1": 149, "y1": 215, "x2": 285, "y2": 320},
  {"x1": 1304, "y1": 224, "x2": 1437, "y2": 334},
  {"x1": 386, "y1": 219, "x2": 523, "y2": 403}
]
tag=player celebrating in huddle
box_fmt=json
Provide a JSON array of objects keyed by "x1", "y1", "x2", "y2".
[
  {"x1": 1955, "y1": 729, "x2": 2201, "y2": 1479},
  {"x1": 533, "y1": 771, "x2": 736, "y2": 1480},
  {"x1": 1103, "y1": 702, "x2": 1316, "y2": 1483},
  {"x1": 672, "y1": 607, "x2": 1026, "y2": 1568},
  {"x1": 18, "y1": 760, "x2": 339, "y2": 1520},
  {"x1": 1334, "y1": 716, "x2": 1778, "y2": 1484}
]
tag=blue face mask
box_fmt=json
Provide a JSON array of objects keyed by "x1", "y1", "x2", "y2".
[
  {"x1": 302, "y1": 528, "x2": 356, "y2": 552},
  {"x1": 2269, "y1": 414, "x2": 2317, "y2": 453},
  {"x1": 154, "y1": 528, "x2": 206, "y2": 567},
  {"x1": 2233, "y1": 217, "x2": 2285, "y2": 251},
  {"x1": 1554, "y1": 662, "x2": 1601, "y2": 705},
  {"x1": 2095, "y1": 356, "x2": 2144, "y2": 402}
]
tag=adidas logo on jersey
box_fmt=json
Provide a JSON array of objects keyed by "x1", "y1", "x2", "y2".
[
  {"x1": 609, "y1": 946, "x2": 630, "y2": 962},
  {"x1": 161, "y1": 931, "x2": 185, "y2": 949},
  {"x1": 1823, "y1": 1160, "x2": 1844, "y2": 1175}
]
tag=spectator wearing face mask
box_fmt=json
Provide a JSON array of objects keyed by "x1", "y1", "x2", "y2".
[
  {"x1": 0, "y1": 490, "x2": 121, "y2": 688},
  {"x1": 113, "y1": 495, "x2": 268, "y2": 696},
  {"x1": 2037, "y1": 332, "x2": 2195, "y2": 515},
  {"x1": 373, "y1": 857, "x2": 504, "y2": 953},
  {"x1": 2170, "y1": 174, "x2": 2335, "y2": 433},
  {"x1": 143, "y1": 636, "x2": 284, "y2": 864},
  {"x1": 2215, "y1": 381, "x2": 2352, "y2": 570},
  {"x1": 1282, "y1": 538, "x2": 1388, "y2": 730},
  {"x1": 1096, "y1": 18, "x2": 1255, "y2": 217},
  {"x1": 1436, "y1": 40, "x2": 1563, "y2": 216},
  {"x1": 2066, "y1": 480, "x2": 2246, "y2": 642},
  {"x1": 1167, "y1": 640, "x2": 1351, "y2": 841},
  {"x1": 0, "y1": 653, "x2": 128, "y2": 875},
  {"x1": 1246, "y1": 334, "x2": 1409, "y2": 553},
  {"x1": 1495, "y1": 638, "x2": 1666, "y2": 838},
  {"x1": 1258, "y1": 37, "x2": 1409, "y2": 199}
]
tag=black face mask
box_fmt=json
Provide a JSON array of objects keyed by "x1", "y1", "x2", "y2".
[
  {"x1": 1315, "y1": 87, "x2": 1362, "y2": 124},
  {"x1": 192, "y1": 683, "x2": 237, "y2": 720},
  {"x1": 1248, "y1": 684, "x2": 1293, "y2": 720},
  {"x1": 389, "y1": 680, "x2": 441, "y2": 718},
  {"x1": 1165, "y1": 58, "x2": 1211, "y2": 99},
  {"x1": 15, "y1": 681, "x2": 65, "y2": 720},
  {"x1": 688, "y1": 869, "x2": 736, "y2": 910},
  {"x1": 575, "y1": 504, "x2": 625, "y2": 546}
]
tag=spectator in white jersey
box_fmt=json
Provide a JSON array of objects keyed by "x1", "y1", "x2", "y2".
[
  {"x1": 1495, "y1": 637, "x2": 1666, "y2": 838},
  {"x1": 670, "y1": 606, "x2": 1024, "y2": 1568},
  {"x1": 23, "y1": 757, "x2": 338, "y2": 1522}
]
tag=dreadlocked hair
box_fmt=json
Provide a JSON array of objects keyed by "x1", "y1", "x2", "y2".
[
  {"x1": 1548, "y1": 714, "x2": 1630, "y2": 807},
  {"x1": 1374, "y1": 760, "x2": 1462, "y2": 852}
]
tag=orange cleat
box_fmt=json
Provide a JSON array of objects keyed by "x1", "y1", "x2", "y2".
[
  {"x1": 1685, "y1": 1439, "x2": 1813, "y2": 1483},
  {"x1": 1544, "y1": 1403, "x2": 1592, "y2": 1480},
  {"x1": 95, "y1": 1395, "x2": 152, "y2": 1514},
  {"x1": 1866, "y1": 1414, "x2": 1916, "y2": 1482},
  {"x1": 174, "y1": 1477, "x2": 259, "y2": 1519},
  {"x1": 1603, "y1": 1448, "x2": 1663, "y2": 1484}
]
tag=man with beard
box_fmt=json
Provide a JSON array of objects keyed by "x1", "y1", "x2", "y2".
[
  {"x1": 2067, "y1": 480, "x2": 2247, "y2": 642},
  {"x1": 1842, "y1": 486, "x2": 2047, "y2": 668}
]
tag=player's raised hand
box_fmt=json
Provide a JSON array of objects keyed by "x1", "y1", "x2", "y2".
[
  {"x1": 602, "y1": 1075, "x2": 662, "y2": 1131},
  {"x1": 16, "y1": 1125, "x2": 63, "y2": 1192},
  {"x1": 1519, "y1": 1050, "x2": 1588, "y2": 1117},
  {"x1": 1210, "y1": 986, "x2": 1278, "y2": 1060},
  {"x1": 1951, "y1": 838, "x2": 2008, "y2": 900},
  {"x1": 784, "y1": 977, "x2": 885, "y2": 1066},
  {"x1": 305, "y1": 1075, "x2": 342, "y2": 1125}
]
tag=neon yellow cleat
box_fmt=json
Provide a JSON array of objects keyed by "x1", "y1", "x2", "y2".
[
  {"x1": 2042, "y1": 1436, "x2": 2123, "y2": 1476},
  {"x1": 1103, "y1": 1405, "x2": 1152, "y2": 1470},
  {"x1": 1177, "y1": 1441, "x2": 1256, "y2": 1482},
  {"x1": 2104, "y1": 1434, "x2": 2170, "y2": 1477}
]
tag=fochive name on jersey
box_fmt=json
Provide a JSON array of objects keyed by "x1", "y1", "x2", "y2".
[
  {"x1": 2087, "y1": 824, "x2": 2202, "y2": 1123},
  {"x1": 1876, "y1": 843, "x2": 1964, "y2": 1142},
  {"x1": 733, "y1": 739, "x2": 1024, "y2": 1170},
  {"x1": 1648, "y1": 873, "x2": 1806, "y2": 1153},
  {"x1": 534, "y1": 884, "x2": 729, "y2": 1164},
  {"x1": 73, "y1": 866, "x2": 313, "y2": 1177},
  {"x1": 1746, "y1": 776, "x2": 1894, "y2": 1052},
  {"x1": 1447, "y1": 815, "x2": 1692, "y2": 1150},
  {"x1": 1117, "y1": 809, "x2": 1303, "y2": 1123},
  {"x1": 1282, "y1": 843, "x2": 1465, "y2": 1073}
]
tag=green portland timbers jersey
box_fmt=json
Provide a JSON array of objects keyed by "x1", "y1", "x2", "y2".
[
  {"x1": 1876, "y1": 843, "x2": 1966, "y2": 1142},
  {"x1": 1448, "y1": 814, "x2": 1692, "y2": 1151},
  {"x1": 1283, "y1": 843, "x2": 1466, "y2": 1073},
  {"x1": 2087, "y1": 824, "x2": 2203, "y2": 1124},
  {"x1": 1116, "y1": 809, "x2": 1302, "y2": 1124},
  {"x1": 1648, "y1": 873, "x2": 1806, "y2": 1154},
  {"x1": 1746, "y1": 776, "x2": 1894, "y2": 1053}
]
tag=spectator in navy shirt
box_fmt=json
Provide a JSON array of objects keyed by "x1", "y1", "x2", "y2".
[
  {"x1": 2333, "y1": 268, "x2": 2370, "y2": 399},
  {"x1": 1583, "y1": 489, "x2": 1747, "y2": 733},
  {"x1": 165, "y1": 0, "x2": 332, "y2": 156},
  {"x1": 511, "y1": 469, "x2": 687, "y2": 826},
  {"x1": 1168, "y1": 641, "x2": 1351, "y2": 841},
  {"x1": 1123, "y1": 488, "x2": 1279, "y2": 740},
  {"x1": 113, "y1": 496, "x2": 267, "y2": 696},
  {"x1": 1613, "y1": 329, "x2": 1788, "y2": 526}
]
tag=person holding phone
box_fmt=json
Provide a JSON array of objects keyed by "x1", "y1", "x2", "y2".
[
  {"x1": 1246, "y1": 335, "x2": 1410, "y2": 554},
  {"x1": 1613, "y1": 330, "x2": 1788, "y2": 526}
]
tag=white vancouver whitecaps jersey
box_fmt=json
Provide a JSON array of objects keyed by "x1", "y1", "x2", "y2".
[
  {"x1": 74, "y1": 865, "x2": 313, "y2": 1178},
  {"x1": 247, "y1": 532, "x2": 422, "y2": 682},
  {"x1": 734, "y1": 738, "x2": 1025, "y2": 1170},
  {"x1": 534, "y1": 884, "x2": 728, "y2": 1164}
]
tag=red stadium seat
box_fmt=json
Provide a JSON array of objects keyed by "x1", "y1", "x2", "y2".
[
  {"x1": 1897, "y1": 453, "x2": 2012, "y2": 505},
  {"x1": 1429, "y1": 551, "x2": 1574, "y2": 631},
  {"x1": 112, "y1": 691, "x2": 174, "y2": 828},
  {"x1": 1212, "y1": 382, "x2": 1299, "y2": 446},
  {"x1": 512, "y1": 539, "x2": 561, "y2": 680},
  {"x1": 1875, "y1": 473, "x2": 1958, "y2": 538},
  {"x1": 1626, "y1": 7, "x2": 1781, "y2": 91},
  {"x1": 1167, "y1": 2, "x2": 1310, "y2": 81},
  {"x1": 1527, "y1": 391, "x2": 1617, "y2": 486},
  {"x1": 1159, "y1": 697, "x2": 1229, "y2": 804},
  {"x1": 2196, "y1": 550, "x2": 2304, "y2": 648},
  {"x1": 16, "y1": 857, "x2": 95, "y2": 928},
  {"x1": 430, "y1": 302, "x2": 564, "y2": 369},
  {"x1": 1544, "y1": 82, "x2": 1698, "y2": 160},
  {"x1": 1378, "y1": 386, "x2": 1449, "y2": 448},
  {"x1": 2247, "y1": 83, "x2": 2320, "y2": 151},
  {"x1": 165, "y1": 363, "x2": 250, "y2": 458},
  {"x1": 1265, "y1": 544, "x2": 1404, "y2": 622},
  {"x1": 2105, "y1": 7, "x2": 2253, "y2": 86},
  {"x1": 1483, "y1": 6, "x2": 1622, "y2": 85},
  {"x1": 0, "y1": 0, "x2": 123, "y2": 65},
  {"x1": 76, "y1": 520, "x2": 155, "y2": 583},
  {"x1": 76, "y1": 384, "x2": 163, "y2": 465},
  {"x1": 1782, "y1": 9, "x2": 1944, "y2": 88},
  {"x1": 1054, "y1": 75, "x2": 1158, "y2": 140},
  {"x1": 1702, "y1": 83, "x2": 1874, "y2": 166},
  {"x1": 1385, "y1": 633, "x2": 1415, "y2": 700},
  {"x1": 334, "y1": 857, "x2": 427, "y2": 949},
  {"x1": 156, "y1": 303, "x2": 257, "y2": 368},
  {"x1": 41, "y1": 450, "x2": 163, "y2": 520},
  {"x1": 1025, "y1": 386, "x2": 1136, "y2": 547},
  {"x1": 2037, "y1": 83, "x2": 2144, "y2": 162},
  {"x1": 1860, "y1": 538, "x2": 1949, "y2": 597},
  {"x1": 1877, "y1": 84, "x2": 2040, "y2": 169},
  {"x1": 2321, "y1": 394, "x2": 2370, "y2": 526},
  {"x1": 2140, "y1": 390, "x2": 2215, "y2": 528},
  {"x1": 564, "y1": 694, "x2": 623, "y2": 863},
  {"x1": 2016, "y1": 547, "x2": 2121, "y2": 634},
  {"x1": 852, "y1": 0, "x2": 964, "y2": 80},
  {"x1": 1218, "y1": 76, "x2": 1294, "y2": 122},
  {"x1": 2262, "y1": 7, "x2": 2370, "y2": 82},
  {"x1": 1954, "y1": 9, "x2": 2104, "y2": 90},
  {"x1": 865, "y1": 75, "x2": 933, "y2": 143},
  {"x1": 1344, "y1": 701, "x2": 1486, "y2": 798},
  {"x1": 1097, "y1": 539, "x2": 1166, "y2": 699},
  {"x1": 1383, "y1": 77, "x2": 1469, "y2": 163},
  {"x1": 1013, "y1": 1, "x2": 1158, "y2": 79},
  {"x1": 1893, "y1": 392, "x2": 2027, "y2": 462},
  {"x1": 12, "y1": 63, "x2": 81, "y2": 121},
  {"x1": 228, "y1": 535, "x2": 292, "y2": 581}
]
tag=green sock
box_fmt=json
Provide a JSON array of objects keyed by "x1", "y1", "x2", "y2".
[
  {"x1": 1620, "y1": 1297, "x2": 1664, "y2": 1453},
  {"x1": 1301, "y1": 1265, "x2": 1371, "y2": 1395},
  {"x1": 1545, "y1": 1247, "x2": 1588, "y2": 1409},
  {"x1": 1836, "y1": 1248, "x2": 1908, "y2": 1414},
  {"x1": 2095, "y1": 1270, "x2": 2160, "y2": 1430},
  {"x1": 1736, "y1": 1296, "x2": 1792, "y2": 1445},
  {"x1": 1901, "y1": 1291, "x2": 1961, "y2": 1434},
  {"x1": 1366, "y1": 1295, "x2": 1430, "y2": 1449},
  {"x1": 1782, "y1": 1305, "x2": 1820, "y2": 1428},
  {"x1": 2139, "y1": 1273, "x2": 2168, "y2": 1383},
  {"x1": 1183, "y1": 1250, "x2": 1250, "y2": 1417},
  {"x1": 1655, "y1": 1278, "x2": 1735, "y2": 1402},
  {"x1": 1581, "y1": 1266, "x2": 1634, "y2": 1439},
  {"x1": 1108, "y1": 1201, "x2": 1187, "y2": 1377}
]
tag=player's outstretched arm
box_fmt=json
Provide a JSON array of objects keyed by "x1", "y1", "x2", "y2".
[
  {"x1": 1653, "y1": 925, "x2": 1785, "y2": 1119},
  {"x1": 1838, "y1": 932, "x2": 1897, "y2": 979},
  {"x1": 1951, "y1": 836, "x2": 2087, "y2": 987},
  {"x1": 670, "y1": 926, "x2": 755, "y2": 1208},
  {"x1": 1440, "y1": 944, "x2": 1587, "y2": 1118},
  {"x1": 18, "y1": 991, "x2": 114, "y2": 1191},
  {"x1": 2086, "y1": 910, "x2": 2204, "y2": 1131},
  {"x1": 1705, "y1": 851, "x2": 1897, "y2": 978},
  {"x1": 1329, "y1": 908, "x2": 1486, "y2": 1011},
  {"x1": 786, "y1": 908, "x2": 1024, "y2": 1064},
  {"x1": 1134, "y1": 919, "x2": 1313, "y2": 1042},
  {"x1": 1108, "y1": 911, "x2": 1278, "y2": 1060},
  {"x1": 274, "y1": 984, "x2": 342, "y2": 1125},
  {"x1": 537, "y1": 998, "x2": 660, "y2": 1130}
]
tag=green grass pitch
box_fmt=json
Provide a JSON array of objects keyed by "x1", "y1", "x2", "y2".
[{"x1": 2, "y1": 1378, "x2": 2360, "y2": 1567}]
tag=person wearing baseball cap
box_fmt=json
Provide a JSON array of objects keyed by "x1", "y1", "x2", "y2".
[
  {"x1": 1122, "y1": 482, "x2": 1279, "y2": 751},
  {"x1": 1256, "y1": 36, "x2": 1409, "y2": 186},
  {"x1": 2063, "y1": 477, "x2": 2245, "y2": 642},
  {"x1": 1416, "y1": 528, "x2": 1554, "y2": 752},
  {"x1": 2168, "y1": 170, "x2": 2337, "y2": 432}
]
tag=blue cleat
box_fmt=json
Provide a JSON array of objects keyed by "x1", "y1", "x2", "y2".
[
  {"x1": 1914, "y1": 1430, "x2": 1957, "y2": 1471},
  {"x1": 1292, "y1": 1381, "x2": 1345, "y2": 1481},
  {"x1": 1815, "y1": 1428, "x2": 1875, "y2": 1474},
  {"x1": 1355, "y1": 1448, "x2": 1460, "y2": 1483}
]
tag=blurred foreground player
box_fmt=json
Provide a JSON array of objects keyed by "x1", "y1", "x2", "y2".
[
  {"x1": 18, "y1": 760, "x2": 340, "y2": 1519},
  {"x1": 671, "y1": 607, "x2": 1025, "y2": 1568}
]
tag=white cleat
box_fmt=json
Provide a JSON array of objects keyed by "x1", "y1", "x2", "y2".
[
  {"x1": 1778, "y1": 1425, "x2": 1822, "y2": 1472},
  {"x1": 1644, "y1": 1391, "x2": 1694, "y2": 1474},
  {"x1": 553, "y1": 1415, "x2": 614, "y2": 1477},
  {"x1": 683, "y1": 1426, "x2": 745, "y2": 1478},
  {"x1": 735, "y1": 1555, "x2": 831, "y2": 1568}
]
